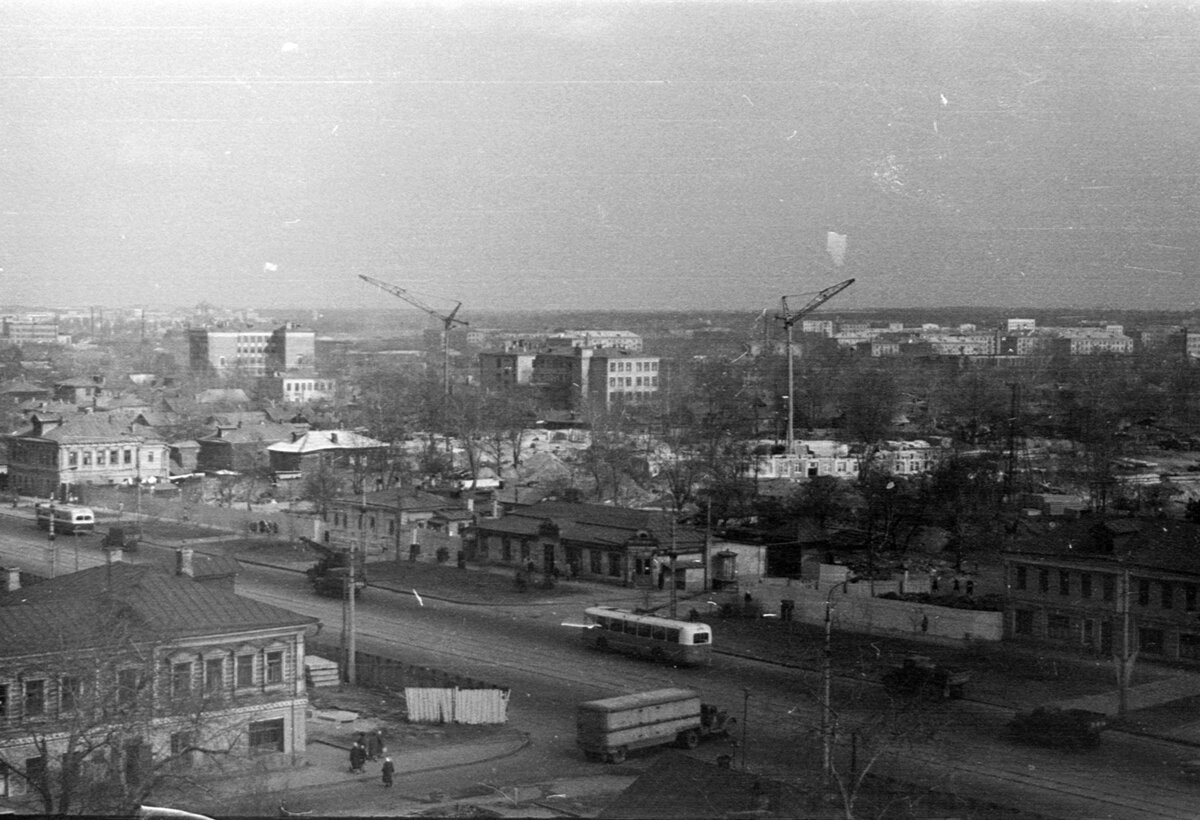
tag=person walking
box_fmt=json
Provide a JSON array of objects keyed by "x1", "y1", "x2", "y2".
[
  {"x1": 350, "y1": 742, "x2": 366, "y2": 774},
  {"x1": 366, "y1": 729, "x2": 383, "y2": 761},
  {"x1": 381, "y1": 756, "x2": 395, "y2": 788}
]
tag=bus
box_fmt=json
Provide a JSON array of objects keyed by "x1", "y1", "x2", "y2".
[
  {"x1": 34, "y1": 503, "x2": 96, "y2": 535},
  {"x1": 580, "y1": 606, "x2": 713, "y2": 666}
]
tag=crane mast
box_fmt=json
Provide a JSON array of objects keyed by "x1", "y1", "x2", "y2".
[
  {"x1": 775, "y1": 277, "x2": 854, "y2": 454},
  {"x1": 358, "y1": 274, "x2": 468, "y2": 396}
]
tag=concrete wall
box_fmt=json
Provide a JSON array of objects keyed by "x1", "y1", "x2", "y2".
[{"x1": 730, "y1": 577, "x2": 1003, "y2": 644}]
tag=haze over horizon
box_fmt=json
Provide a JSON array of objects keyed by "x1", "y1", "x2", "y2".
[{"x1": 5, "y1": 2, "x2": 1200, "y2": 313}]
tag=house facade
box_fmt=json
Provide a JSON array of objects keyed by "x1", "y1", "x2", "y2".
[
  {"x1": 467, "y1": 500, "x2": 708, "y2": 589},
  {"x1": 6, "y1": 415, "x2": 170, "y2": 499},
  {"x1": 0, "y1": 560, "x2": 316, "y2": 813},
  {"x1": 196, "y1": 422, "x2": 302, "y2": 474},
  {"x1": 1003, "y1": 518, "x2": 1200, "y2": 663},
  {"x1": 317, "y1": 488, "x2": 465, "y2": 553}
]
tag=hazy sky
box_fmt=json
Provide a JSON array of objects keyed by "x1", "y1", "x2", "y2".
[{"x1": 4, "y1": 1, "x2": 1200, "y2": 313}]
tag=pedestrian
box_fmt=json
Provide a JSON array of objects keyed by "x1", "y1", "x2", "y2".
[
  {"x1": 350, "y1": 742, "x2": 366, "y2": 774},
  {"x1": 381, "y1": 756, "x2": 395, "y2": 788},
  {"x1": 366, "y1": 729, "x2": 383, "y2": 761}
]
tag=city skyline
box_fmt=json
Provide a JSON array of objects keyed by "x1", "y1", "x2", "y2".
[{"x1": 4, "y1": 2, "x2": 1200, "y2": 312}]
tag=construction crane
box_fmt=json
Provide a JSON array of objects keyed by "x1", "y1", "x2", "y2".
[
  {"x1": 358, "y1": 274, "x2": 468, "y2": 396},
  {"x1": 775, "y1": 277, "x2": 855, "y2": 454}
]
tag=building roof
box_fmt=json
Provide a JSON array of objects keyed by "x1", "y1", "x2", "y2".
[
  {"x1": 477, "y1": 500, "x2": 707, "y2": 551},
  {"x1": 1005, "y1": 516, "x2": 1200, "y2": 577},
  {"x1": 268, "y1": 429, "x2": 386, "y2": 454},
  {"x1": 335, "y1": 487, "x2": 457, "y2": 513},
  {"x1": 13, "y1": 413, "x2": 166, "y2": 444},
  {"x1": 200, "y1": 422, "x2": 301, "y2": 445},
  {"x1": 0, "y1": 563, "x2": 316, "y2": 657}
]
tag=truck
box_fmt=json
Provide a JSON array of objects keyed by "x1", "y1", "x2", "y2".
[
  {"x1": 576, "y1": 688, "x2": 735, "y2": 764},
  {"x1": 301, "y1": 537, "x2": 366, "y2": 598},
  {"x1": 881, "y1": 654, "x2": 969, "y2": 700},
  {"x1": 1008, "y1": 706, "x2": 1108, "y2": 750}
]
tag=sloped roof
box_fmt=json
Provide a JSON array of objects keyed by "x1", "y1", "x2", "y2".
[
  {"x1": 268, "y1": 429, "x2": 386, "y2": 454},
  {"x1": 195, "y1": 388, "x2": 250, "y2": 404},
  {"x1": 14, "y1": 413, "x2": 166, "y2": 444},
  {"x1": 478, "y1": 500, "x2": 707, "y2": 550},
  {"x1": 200, "y1": 422, "x2": 300, "y2": 445},
  {"x1": 1006, "y1": 516, "x2": 1200, "y2": 576},
  {"x1": 337, "y1": 487, "x2": 456, "y2": 513},
  {"x1": 0, "y1": 563, "x2": 315, "y2": 657}
]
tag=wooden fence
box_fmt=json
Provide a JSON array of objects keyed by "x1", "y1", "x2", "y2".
[{"x1": 307, "y1": 640, "x2": 510, "y2": 725}]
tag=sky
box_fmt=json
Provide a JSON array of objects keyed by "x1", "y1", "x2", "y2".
[{"x1": 4, "y1": 1, "x2": 1200, "y2": 313}]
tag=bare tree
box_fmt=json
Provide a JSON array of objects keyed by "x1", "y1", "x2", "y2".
[{"x1": 3, "y1": 613, "x2": 243, "y2": 816}]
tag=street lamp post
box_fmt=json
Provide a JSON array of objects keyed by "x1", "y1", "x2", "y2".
[{"x1": 821, "y1": 580, "x2": 849, "y2": 785}]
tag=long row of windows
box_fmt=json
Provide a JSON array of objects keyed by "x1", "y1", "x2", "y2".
[
  {"x1": 0, "y1": 650, "x2": 287, "y2": 722},
  {"x1": 1013, "y1": 564, "x2": 1199, "y2": 611},
  {"x1": 607, "y1": 360, "x2": 657, "y2": 373},
  {"x1": 67, "y1": 447, "x2": 146, "y2": 468},
  {"x1": 608, "y1": 376, "x2": 658, "y2": 388}
]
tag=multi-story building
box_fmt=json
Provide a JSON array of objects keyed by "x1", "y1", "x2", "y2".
[
  {"x1": 544, "y1": 330, "x2": 643, "y2": 353},
  {"x1": 0, "y1": 557, "x2": 316, "y2": 813},
  {"x1": 1, "y1": 317, "x2": 60, "y2": 344},
  {"x1": 258, "y1": 373, "x2": 338, "y2": 405},
  {"x1": 1004, "y1": 518, "x2": 1200, "y2": 662},
  {"x1": 52, "y1": 377, "x2": 105, "y2": 407},
  {"x1": 477, "y1": 350, "x2": 538, "y2": 389},
  {"x1": 317, "y1": 487, "x2": 466, "y2": 552},
  {"x1": 532, "y1": 347, "x2": 661, "y2": 411},
  {"x1": 197, "y1": 422, "x2": 303, "y2": 474},
  {"x1": 6, "y1": 414, "x2": 170, "y2": 498},
  {"x1": 187, "y1": 322, "x2": 315, "y2": 377}
]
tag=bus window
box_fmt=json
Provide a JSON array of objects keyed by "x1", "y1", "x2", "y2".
[
  {"x1": 666, "y1": 628, "x2": 680, "y2": 642},
  {"x1": 652, "y1": 626, "x2": 666, "y2": 641},
  {"x1": 692, "y1": 631, "x2": 710, "y2": 644},
  {"x1": 637, "y1": 623, "x2": 652, "y2": 638}
]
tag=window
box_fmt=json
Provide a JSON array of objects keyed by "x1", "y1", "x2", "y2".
[
  {"x1": 1038, "y1": 569, "x2": 1049, "y2": 593},
  {"x1": 501, "y1": 537, "x2": 512, "y2": 562},
  {"x1": 118, "y1": 669, "x2": 139, "y2": 706},
  {"x1": 1014, "y1": 609, "x2": 1034, "y2": 635},
  {"x1": 24, "y1": 679, "x2": 45, "y2": 716},
  {"x1": 1162, "y1": 582, "x2": 1174, "y2": 610},
  {"x1": 1139, "y1": 579, "x2": 1151, "y2": 606},
  {"x1": 1181, "y1": 634, "x2": 1200, "y2": 661},
  {"x1": 172, "y1": 662, "x2": 192, "y2": 698},
  {"x1": 1139, "y1": 627, "x2": 1165, "y2": 655},
  {"x1": 1103, "y1": 575, "x2": 1115, "y2": 602},
  {"x1": 1058, "y1": 570, "x2": 1070, "y2": 596},
  {"x1": 110, "y1": 449, "x2": 119, "y2": 464},
  {"x1": 146, "y1": 452, "x2": 154, "y2": 464},
  {"x1": 124, "y1": 449, "x2": 132, "y2": 464},
  {"x1": 204, "y1": 658, "x2": 224, "y2": 694},
  {"x1": 0, "y1": 683, "x2": 6, "y2": 717},
  {"x1": 607, "y1": 553, "x2": 622, "y2": 578},
  {"x1": 1080, "y1": 573, "x2": 1092, "y2": 599},
  {"x1": 68, "y1": 451, "x2": 77, "y2": 467},
  {"x1": 60, "y1": 676, "x2": 80, "y2": 712},
  {"x1": 266, "y1": 651, "x2": 283, "y2": 685},
  {"x1": 96, "y1": 450, "x2": 106, "y2": 466},
  {"x1": 590, "y1": 551, "x2": 603, "y2": 575},
  {"x1": 249, "y1": 718, "x2": 285, "y2": 752},
  {"x1": 1047, "y1": 614, "x2": 1072, "y2": 641},
  {"x1": 82, "y1": 452, "x2": 92, "y2": 466},
  {"x1": 236, "y1": 654, "x2": 255, "y2": 687}
]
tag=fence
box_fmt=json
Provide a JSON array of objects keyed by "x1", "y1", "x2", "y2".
[{"x1": 307, "y1": 640, "x2": 510, "y2": 725}]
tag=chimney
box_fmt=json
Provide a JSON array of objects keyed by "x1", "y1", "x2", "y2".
[
  {"x1": 176, "y1": 547, "x2": 194, "y2": 577},
  {"x1": 4, "y1": 566, "x2": 20, "y2": 592}
]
